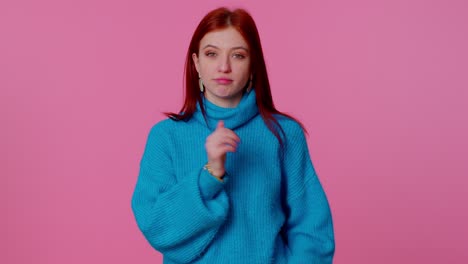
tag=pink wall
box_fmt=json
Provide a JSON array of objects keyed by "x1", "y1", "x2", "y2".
[{"x1": 2, "y1": 0, "x2": 467, "y2": 263}]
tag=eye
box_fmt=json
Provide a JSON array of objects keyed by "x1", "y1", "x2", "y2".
[
  {"x1": 205, "y1": 51, "x2": 216, "y2": 57},
  {"x1": 233, "y1": 53, "x2": 246, "y2": 59}
]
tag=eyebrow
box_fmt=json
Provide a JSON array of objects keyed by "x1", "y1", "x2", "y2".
[{"x1": 202, "y1": 44, "x2": 249, "y2": 52}]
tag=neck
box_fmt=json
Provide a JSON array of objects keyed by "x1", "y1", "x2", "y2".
[
  {"x1": 194, "y1": 89, "x2": 258, "y2": 131},
  {"x1": 203, "y1": 93, "x2": 243, "y2": 108}
]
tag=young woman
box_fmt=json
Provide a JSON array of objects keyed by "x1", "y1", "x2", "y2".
[{"x1": 132, "y1": 7, "x2": 335, "y2": 263}]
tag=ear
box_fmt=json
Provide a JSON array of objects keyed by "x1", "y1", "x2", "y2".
[{"x1": 192, "y1": 53, "x2": 200, "y2": 74}]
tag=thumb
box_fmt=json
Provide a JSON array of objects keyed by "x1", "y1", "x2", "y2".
[{"x1": 216, "y1": 120, "x2": 225, "y2": 130}]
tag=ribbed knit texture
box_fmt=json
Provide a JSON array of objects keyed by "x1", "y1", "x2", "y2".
[{"x1": 131, "y1": 90, "x2": 335, "y2": 263}]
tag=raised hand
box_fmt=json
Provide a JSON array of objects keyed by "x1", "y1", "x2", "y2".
[{"x1": 204, "y1": 121, "x2": 240, "y2": 178}]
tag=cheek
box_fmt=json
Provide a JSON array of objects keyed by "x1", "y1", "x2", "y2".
[
  {"x1": 234, "y1": 62, "x2": 250, "y2": 73},
  {"x1": 199, "y1": 61, "x2": 215, "y2": 74},
  {"x1": 235, "y1": 66, "x2": 250, "y2": 80}
]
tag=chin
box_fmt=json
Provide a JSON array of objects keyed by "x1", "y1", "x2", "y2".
[{"x1": 211, "y1": 88, "x2": 232, "y2": 97}]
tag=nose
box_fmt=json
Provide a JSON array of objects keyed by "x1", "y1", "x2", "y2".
[{"x1": 218, "y1": 55, "x2": 232, "y2": 73}]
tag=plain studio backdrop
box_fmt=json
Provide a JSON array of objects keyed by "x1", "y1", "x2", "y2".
[{"x1": 1, "y1": 0, "x2": 467, "y2": 263}]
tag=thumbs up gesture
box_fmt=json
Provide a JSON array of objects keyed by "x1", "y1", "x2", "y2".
[{"x1": 204, "y1": 121, "x2": 240, "y2": 178}]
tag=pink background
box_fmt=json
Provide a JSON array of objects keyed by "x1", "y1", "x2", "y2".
[{"x1": 2, "y1": 0, "x2": 467, "y2": 263}]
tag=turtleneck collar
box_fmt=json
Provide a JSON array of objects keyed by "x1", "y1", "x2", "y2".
[{"x1": 193, "y1": 90, "x2": 259, "y2": 131}]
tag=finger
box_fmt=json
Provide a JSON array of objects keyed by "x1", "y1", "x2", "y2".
[
  {"x1": 225, "y1": 130, "x2": 241, "y2": 143},
  {"x1": 216, "y1": 121, "x2": 241, "y2": 142},
  {"x1": 217, "y1": 144, "x2": 237, "y2": 154},
  {"x1": 216, "y1": 128, "x2": 241, "y2": 143},
  {"x1": 207, "y1": 136, "x2": 239, "y2": 153},
  {"x1": 206, "y1": 136, "x2": 238, "y2": 151},
  {"x1": 217, "y1": 137, "x2": 239, "y2": 149},
  {"x1": 211, "y1": 134, "x2": 240, "y2": 148},
  {"x1": 216, "y1": 120, "x2": 225, "y2": 130}
]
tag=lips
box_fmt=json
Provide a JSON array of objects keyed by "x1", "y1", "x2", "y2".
[{"x1": 214, "y1": 78, "x2": 233, "y2": 85}]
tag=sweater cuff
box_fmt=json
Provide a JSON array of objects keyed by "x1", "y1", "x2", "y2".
[{"x1": 199, "y1": 169, "x2": 226, "y2": 200}]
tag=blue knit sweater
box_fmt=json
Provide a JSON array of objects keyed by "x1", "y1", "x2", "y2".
[{"x1": 131, "y1": 90, "x2": 335, "y2": 263}]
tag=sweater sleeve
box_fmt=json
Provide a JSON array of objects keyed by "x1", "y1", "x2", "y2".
[
  {"x1": 131, "y1": 123, "x2": 229, "y2": 263},
  {"x1": 282, "y1": 123, "x2": 335, "y2": 263}
]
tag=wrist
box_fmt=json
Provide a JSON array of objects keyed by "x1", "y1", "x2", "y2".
[{"x1": 203, "y1": 163, "x2": 225, "y2": 181}]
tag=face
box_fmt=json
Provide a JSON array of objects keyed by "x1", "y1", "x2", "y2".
[{"x1": 192, "y1": 27, "x2": 251, "y2": 108}]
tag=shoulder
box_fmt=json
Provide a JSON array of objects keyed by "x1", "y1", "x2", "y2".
[
  {"x1": 146, "y1": 118, "x2": 180, "y2": 144},
  {"x1": 274, "y1": 114, "x2": 306, "y2": 139},
  {"x1": 149, "y1": 118, "x2": 176, "y2": 133}
]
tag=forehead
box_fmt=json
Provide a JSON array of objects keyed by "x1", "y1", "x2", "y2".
[{"x1": 200, "y1": 27, "x2": 248, "y2": 49}]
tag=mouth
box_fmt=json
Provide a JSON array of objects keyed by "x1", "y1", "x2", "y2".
[{"x1": 214, "y1": 78, "x2": 233, "y2": 85}]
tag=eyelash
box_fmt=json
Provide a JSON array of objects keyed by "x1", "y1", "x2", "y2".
[
  {"x1": 204, "y1": 52, "x2": 246, "y2": 59},
  {"x1": 233, "y1": 53, "x2": 245, "y2": 59}
]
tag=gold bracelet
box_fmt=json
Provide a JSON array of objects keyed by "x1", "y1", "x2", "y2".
[{"x1": 203, "y1": 163, "x2": 223, "y2": 182}]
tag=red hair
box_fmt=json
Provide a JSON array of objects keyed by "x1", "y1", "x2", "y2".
[{"x1": 166, "y1": 7, "x2": 305, "y2": 145}]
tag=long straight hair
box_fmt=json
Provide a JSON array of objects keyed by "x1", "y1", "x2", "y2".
[{"x1": 166, "y1": 7, "x2": 305, "y2": 146}]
